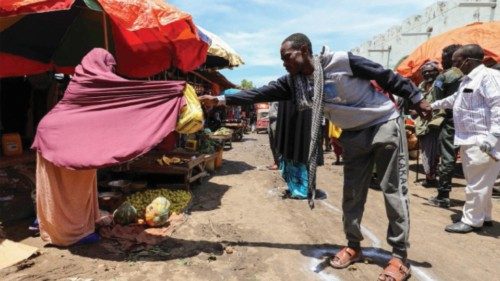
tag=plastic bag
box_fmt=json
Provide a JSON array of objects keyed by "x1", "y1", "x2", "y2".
[
  {"x1": 176, "y1": 84, "x2": 204, "y2": 134},
  {"x1": 328, "y1": 122, "x2": 342, "y2": 138}
]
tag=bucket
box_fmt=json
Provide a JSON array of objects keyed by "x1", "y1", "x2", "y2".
[{"x1": 2, "y1": 133, "x2": 23, "y2": 156}]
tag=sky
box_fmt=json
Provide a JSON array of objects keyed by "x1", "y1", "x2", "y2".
[{"x1": 169, "y1": 0, "x2": 439, "y2": 87}]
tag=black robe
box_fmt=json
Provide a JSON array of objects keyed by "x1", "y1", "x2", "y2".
[{"x1": 273, "y1": 101, "x2": 323, "y2": 166}]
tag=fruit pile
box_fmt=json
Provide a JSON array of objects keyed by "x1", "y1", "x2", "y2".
[
  {"x1": 156, "y1": 155, "x2": 185, "y2": 166},
  {"x1": 126, "y1": 188, "x2": 192, "y2": 218},
  {"x1": 198, "y1": 139, "x2": 221, "y2": 154},
  {"x1": 213, "y1": 127, "x2": 233, "y2": 136}
]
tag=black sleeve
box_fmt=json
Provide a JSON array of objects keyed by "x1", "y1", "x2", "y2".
[
  {"x1": 225, "y1": 75, "x2": 292, "y2": 106},
  {"x1": 348, "y1": 52, "x2": 422, "y2": 104}
]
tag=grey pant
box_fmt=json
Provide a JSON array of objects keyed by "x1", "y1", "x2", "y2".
[
  {"x1": 418, "y1": 128, "x2": 440, "y2": 178},
  {"x1": 339, "y1": 118, "x2": 410, "y2": 260}
]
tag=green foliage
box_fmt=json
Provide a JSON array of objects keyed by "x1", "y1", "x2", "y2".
[{"x1": 240, "y1": 79, "x2": 254, "y2": 90}]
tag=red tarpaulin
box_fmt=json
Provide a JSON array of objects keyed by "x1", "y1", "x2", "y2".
[{"x1": 0, "y1": 0, "x2": 208, "y2": 78}]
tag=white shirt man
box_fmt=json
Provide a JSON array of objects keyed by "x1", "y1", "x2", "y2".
[{"x1": 432, "y1": 45, "x2": 500, "y2": 233}]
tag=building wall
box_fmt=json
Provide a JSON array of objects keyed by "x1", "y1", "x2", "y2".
[{"x1": 352, "y1": 0, "x2": 500, "y2": 69}]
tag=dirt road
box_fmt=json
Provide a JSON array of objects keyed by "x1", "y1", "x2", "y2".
[{"x1": 2, "y1": 133, "x2": 499, "y2": 280}]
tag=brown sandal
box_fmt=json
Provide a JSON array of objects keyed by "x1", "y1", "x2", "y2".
[
  {"x1": 329, "y1": 247, "x2": 362, "y2": 269},
  {"x1": 378, "y1": 258, "x2": 411, "y2": 281}
]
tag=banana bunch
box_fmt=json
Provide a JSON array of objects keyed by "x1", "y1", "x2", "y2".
[
  {"x1": 126, "y1": 188, "x2": 192, "y2": 218},
  {"x1": 156, "y1": 155, "x2": 183, "y2": 166}
]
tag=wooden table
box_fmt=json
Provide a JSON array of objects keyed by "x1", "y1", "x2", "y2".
[{"x1": 114, "y1": 152, "x2": 209, "y2": 189}]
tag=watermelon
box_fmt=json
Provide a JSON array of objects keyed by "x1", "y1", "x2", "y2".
[
  {"x1": 113, "y1": 202, "x2": 137, "y2": 225},
  {"x1": 145, "y1": 196, "x2": 171, "y2": 227}
]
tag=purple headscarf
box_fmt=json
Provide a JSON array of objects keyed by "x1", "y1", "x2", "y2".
[{"x1": 32, "y1": 48, "x2": 186, "y2": 169}]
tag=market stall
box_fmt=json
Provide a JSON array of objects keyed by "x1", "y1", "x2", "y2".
[{"x1": 112, "y1": 151, "x2": 209, "y2": 189}]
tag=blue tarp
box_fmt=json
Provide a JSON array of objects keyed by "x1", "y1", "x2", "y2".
[{"x1": 222, "y1": 88, "x2": 240, "y2": 95}]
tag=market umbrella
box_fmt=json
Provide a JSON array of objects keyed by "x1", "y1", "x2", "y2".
[
  {"x1": 396, "y1": 21, "x2": 500, "y2": 82},
  {"x1": 197, "y1": 26, "x2": 244, "y2": 70},
  {"x1": 0, "y1": 0, "x2": 208, "y2": 78}
]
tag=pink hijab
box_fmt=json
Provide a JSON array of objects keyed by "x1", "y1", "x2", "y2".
[{"x1": 32, "y1": 48, "x2": 186, "y2": 169}]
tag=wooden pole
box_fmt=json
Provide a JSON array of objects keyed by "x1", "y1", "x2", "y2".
[{"x1": 102, "y1": 12, "x2": 109, "y2": 50}]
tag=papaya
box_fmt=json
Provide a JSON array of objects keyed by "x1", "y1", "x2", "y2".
[
  {"x1": 113, "y1": 202, "x2": 137, "y2": 225},
  {"x1": 145, "y1": 196, "x2": 171, "y2": 227}
]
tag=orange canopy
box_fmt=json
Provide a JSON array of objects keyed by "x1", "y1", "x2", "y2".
[
  {"x1": 0, "y1": 0, "x2": 208, "y2": 78},
  {"x1": 0, "y1": 0, "x2": 73, "y2": 16},
  {"x1": 396, "y1": 22, "x2": 500, "y2": 82}
]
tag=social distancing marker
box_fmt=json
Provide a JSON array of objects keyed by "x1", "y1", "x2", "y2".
[
  {"x1": 267, "y1": 188, "x2": 439, "y2": 281},
  {"x1": 318, "y1": 199, "x2": 440, "y2": 281}
]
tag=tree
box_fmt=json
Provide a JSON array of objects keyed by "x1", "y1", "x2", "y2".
[{"x1": 240, "y1": 79, "x2": 254, "y2": 90}]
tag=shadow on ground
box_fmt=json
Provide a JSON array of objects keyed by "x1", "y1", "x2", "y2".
[
  {"x1": 63, "y1": 239, "x2": 433, "y2": 275},
  {"x1": 215, "y1": 159, "x2": 255, "y2": 176}
]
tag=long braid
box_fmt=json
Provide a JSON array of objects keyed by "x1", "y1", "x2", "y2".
[{"x1": 306, "y1": 57, "x2": 324, "y2": 208}]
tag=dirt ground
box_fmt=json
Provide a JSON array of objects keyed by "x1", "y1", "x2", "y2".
[{"x1": 1, "y1": 133, "x2": 499, "y2": 281}]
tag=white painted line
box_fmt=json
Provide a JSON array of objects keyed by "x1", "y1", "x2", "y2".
[
  {"x1": 360, "y1": 225, "x2": 381, "y2": 248},
  {"x1": 308, "y1": 249, "x2": 342, "y2": 281},
  {"x1": 320, "y1": 200, "x2": 341, "y2": 213}
]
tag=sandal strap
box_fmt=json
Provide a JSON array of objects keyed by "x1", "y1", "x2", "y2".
[
  {"x1": 380, "y1": 258, "x2": 411, "y2": 281},
  {"x1": 335, "y1": 247, "x2": 360, "y2": 261}
]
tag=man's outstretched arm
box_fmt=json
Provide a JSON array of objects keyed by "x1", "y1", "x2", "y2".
[
  {"x1": 200, "y1": 76, "x2": 292, "y2": 107},
  {"x1": 348, "y1": 52, "x2": 432, "y2": 120}
]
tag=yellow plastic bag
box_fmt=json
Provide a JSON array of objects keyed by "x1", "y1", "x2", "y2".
[
  {"x1": 176, "y1": 84, "x2": 204, "y2": 134},
  {"x1": 328, "y1": 122, "x2": 342, "y2": 139}
]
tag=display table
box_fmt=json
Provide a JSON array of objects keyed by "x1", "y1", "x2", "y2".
[
  {"x1": 114, "y1": 151, "x2": 209, "y2": 189},
  {"x1": 208, "y1": 134, "x2": 232, "y2": 149}
]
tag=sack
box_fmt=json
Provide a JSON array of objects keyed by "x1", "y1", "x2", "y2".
[
  {"x1": 427, "y1": 115, "x2": 444, "y2": 129},
  {"x1": 176, "y1": 84, "x2": 204, "y2": 134}
]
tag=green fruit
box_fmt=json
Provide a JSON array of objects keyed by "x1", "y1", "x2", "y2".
[{"x1": 113, "y1": 202, "x2": 138, "y2": 225}]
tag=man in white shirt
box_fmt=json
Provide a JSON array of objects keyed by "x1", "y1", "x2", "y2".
[{"x1": 431, "y1": 44, "x2": 500, "y2": 233}]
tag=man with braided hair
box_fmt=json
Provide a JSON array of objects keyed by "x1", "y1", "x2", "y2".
[{"x1": 200, "y1": 33, "x2": 431, "y2": 281}]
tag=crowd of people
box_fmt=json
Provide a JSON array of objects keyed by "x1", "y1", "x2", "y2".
[{"x1": 199, "y1": 33, "x2": 499, "y2": 281}]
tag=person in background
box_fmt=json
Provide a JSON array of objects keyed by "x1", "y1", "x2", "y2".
[
  {"x1": 267, "y1": 102, "x2": 280, "y2": 170},
  {"x1": 329, "y1": 121, "x2": 343, "y2": 165},
  {"x1": 199, "y1": 33, "x2": 432, "y2": 281},
  {"x1": 427, "y1": 44, "x2": 463, "y2": 208},
  {"x1": 412, "y1": 62, "x2": 441, "y2": 187},
  {"x1": 321, "y1": 117, "x2": 332, "y2": 152},
  {"x1": 431, "y1": 44, "x2": 499, "y2": 233}
]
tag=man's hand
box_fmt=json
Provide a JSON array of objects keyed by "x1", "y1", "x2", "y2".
[
  {"x1": 408, "y1": 109, "x2": 418, "y2": 119},
  {"x1": 479, "y1": 133, "x2": 499, "y2": 161},
  {"x1": 198, "y1": 95, "x2": 220, "y2": 107},
  {"x1": 413, "y1": 99, "x2": 432, "y2": 121}
]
